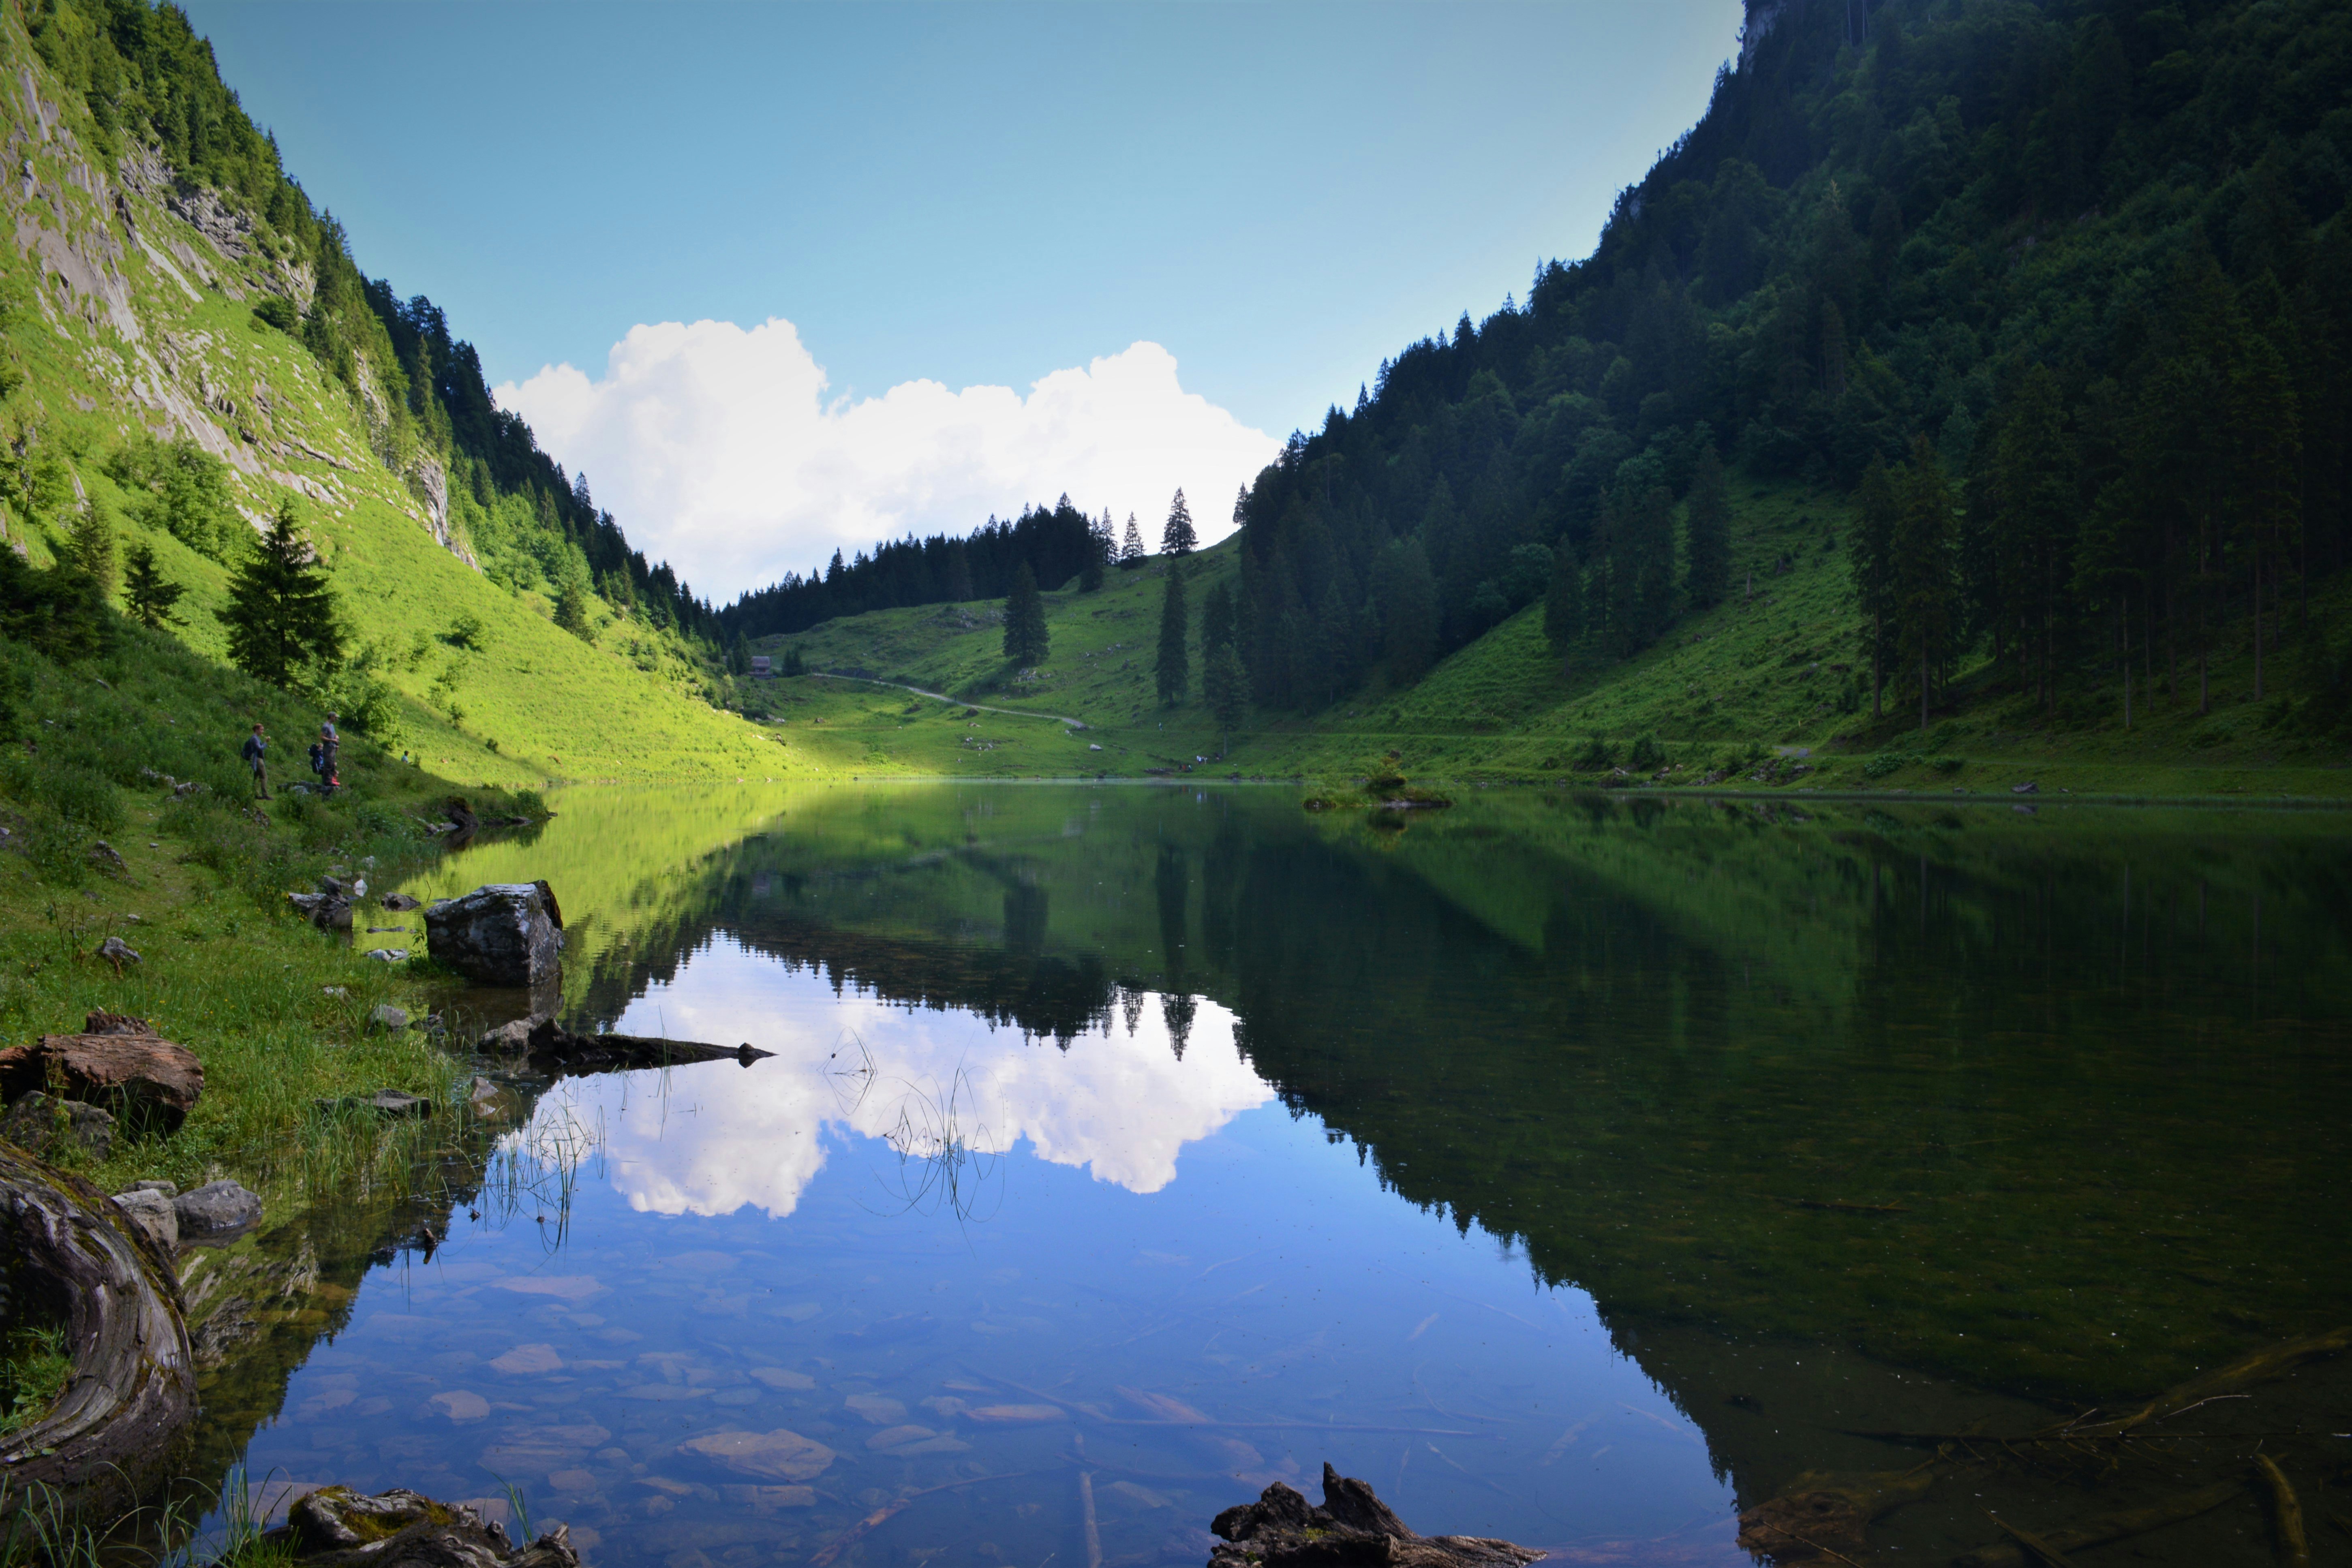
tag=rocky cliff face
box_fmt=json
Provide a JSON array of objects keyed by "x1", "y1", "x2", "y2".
[{"x1": 0, "y1": 40, "x2": 471, "y2": 564}]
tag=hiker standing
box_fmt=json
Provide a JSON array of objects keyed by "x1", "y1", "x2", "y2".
[
  {"x1": 320, "y1": 712, "x2": 341, "y2": 792},
  {"x1": 241, "y1": 722, "x2": 270, "y2": 800}
]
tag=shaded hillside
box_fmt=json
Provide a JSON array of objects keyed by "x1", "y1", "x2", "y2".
[{"x1": 1226, "y1": 0, "x2": 2352, "y2": 745}]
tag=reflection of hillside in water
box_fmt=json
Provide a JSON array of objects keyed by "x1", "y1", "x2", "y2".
[{"x1": 560, "y1": 794, "x2": 2352, "y2": 1410}]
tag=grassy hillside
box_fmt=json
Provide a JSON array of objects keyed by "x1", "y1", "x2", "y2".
[
  {"x1": 744, "y1": 500, "x2": 2352, "y2": 798},
  {"x1": 0, "y1": 10, "x2": 818, "y2": 785}
]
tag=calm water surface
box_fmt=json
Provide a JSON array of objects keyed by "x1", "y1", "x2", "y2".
[{"x1": 185, "y1": 786, "x2": 2352, "y2": 1567}]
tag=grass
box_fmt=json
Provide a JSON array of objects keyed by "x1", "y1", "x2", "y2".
[
  {"x1": 738, "y1": 482, "x2": 2352, "y2": 801},
  {"x1": 0, "y1": 1326, "x2": 69, "y2": 1440}
]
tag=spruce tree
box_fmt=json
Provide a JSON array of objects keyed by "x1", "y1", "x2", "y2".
[
  {"x1": 1376, "y1": 538, "x2": 1438, "y2": 685},
  {"x1": 122, "y1": 540, "x2": 185, "y2": 629},
  {"x1": 65, "y1": 506, "x2": 116, "y2": 597},
  {"x1": 1002, "y1": 561, "x2": 1049, "y2": 665},
  {"x1": 1155, "y1": 562, "x2": 1189, "y2": 704},
  {"x1": 1162, "y1": 490, "x2": 1197, "y2": 556},
  {"x1": 1851, "y1": 456, "x2": 1898, "y2": 718},
  {"x1": 1891, "y1": 436, "x2": 1958, "y2": 730},
  {"x1": 1120, "y1": 513, "x2": 1145, "y2": 567},
  {"x1": 1543, "y1": 539, "x2": 1583, "y2": 650},
  {"x1": 222, "y1": 500, "x2": 342, "y2": 689},
  {"x1": 1203, "y1": 642, "x2": 1245, "y2": 742},
  {"x1": 1682, "y1": 441, "x2": 1731, "y2": 608}
]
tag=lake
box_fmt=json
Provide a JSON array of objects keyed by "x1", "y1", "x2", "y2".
[{"x1": 182, "y1": 785, "x2": 2352, "y2": 1567}]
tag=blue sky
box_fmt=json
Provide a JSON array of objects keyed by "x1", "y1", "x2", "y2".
[{"x1": 186, "y1": 1, "x2": 1744, "y2": 592}]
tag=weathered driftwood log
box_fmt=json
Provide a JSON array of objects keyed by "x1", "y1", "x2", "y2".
[
  {"x1": 0, "y1": 1015, "x2": 203, "y2": 1134},
  {"x1": 523, "y1": 1018, "x2": 774, "y2": 1073},
  {"x1": 0, "y1": 1141, "x2": 196, "y2": 1516},
  {"x1": 1209, "y1": 1463, "x2": 1544, "y2": 1568},
  {"x1": 263, "y1": 1487, "x2": 580, "y2": 1566}
]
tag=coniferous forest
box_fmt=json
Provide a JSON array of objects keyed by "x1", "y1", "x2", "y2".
[{"x1": 1222, "y1": 0, "x2": 2352, "y2": 732}]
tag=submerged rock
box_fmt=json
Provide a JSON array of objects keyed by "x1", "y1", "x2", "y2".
[
  {"x1": 424, "y1": 884, "x2": 564, "y2": 987},
  {"x1": 263, "y1": 1486, "x2": 580, "y2": 1566},
  {"x1": 380, "y1": 892, "x2": 422, "y2": 911},
  {"x1": 0, "y1": 1027, "x2": 203, "y2": 1133},
  {"x1": 676, "y1": 1427, "x2": 836, "y2": 1482},
  {"x1": 1209, "y1": 1464, "x2": 1544, "y2": 1568},
  {"x1": 174, "y1": 1179, "x2": 263, "y2": 1239}
]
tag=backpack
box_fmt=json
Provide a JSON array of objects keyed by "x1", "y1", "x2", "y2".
[{"x1": 309, "y1": 742, "x2": 326, "y2": 776}]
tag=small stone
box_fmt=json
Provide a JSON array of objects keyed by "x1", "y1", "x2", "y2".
[
  {"x1": 111, "y1": 1186, "x2": 178, "y2": 1250},
  {"x1": 2012, "y1": 781, "x2": 2039, "y2": 794},
  {"x1": 490, "y1": 1342, "x2": 565, "y2": 1375},
  {"x1": 747, "y1": 1367, "x2": 815, "y2": 1391},
  {"x1": 175, "y1": 1179, "x2": 263, "y2": 1238},
  {"x1": 421, "y1": 1387, "x2": 484, "y2": 1419},
  {"x1": 478, "y1": 1015, "x2": 546, "y2": 1054},
  {"x1": 362, "y1": 948, "x2": 409, "y2": 963},
  {"x1": 380, "y1": 893, "x2": 421, "y2": 911},
  {"x1": 323, "y1": 986, "x2": 349, "y2": 999},
  {"x1": 95, "y1": 934, "x2": 142, "y2": 971},
  {"x1": 130, "y1": 1178, "x2": 177, "y2": 1196},
  {"x1": 88, "y1": 840, "x2": 127, "y2": 871},
  {"x1": 369, "y1": 1004, "x2": 411, "y2": 1032},
  {"x1": 844, "y1": 1393, "x2": 906, "y2": 1425},
  {"x1": 866, "y1": 1424, "x2": 936, "y2": 1451},
  {"x1": 547, "y1": 1469, "x2": 599, "y2": 1493}
]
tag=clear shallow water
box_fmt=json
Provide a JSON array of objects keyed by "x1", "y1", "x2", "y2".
[{"x1": 185, "y1": 786, "x2": 2352, "y2": 1567}]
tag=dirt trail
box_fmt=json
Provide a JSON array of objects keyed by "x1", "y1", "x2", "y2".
[{"x1": 810, "y1": 672, "x2": 1093, "y2": 731}]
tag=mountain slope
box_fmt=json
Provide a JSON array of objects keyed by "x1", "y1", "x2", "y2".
[{"x1": 0, "y1": 2, "x2": 796, "y2": 782}]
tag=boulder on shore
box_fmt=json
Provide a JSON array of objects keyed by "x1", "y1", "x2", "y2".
[
  {"x1": 0, "y1": 1092, "x2": 115, "y2": 1161},
  {"x1": 263, "y1": 1487, "x2": 580, "y2": 1566},
  {"x1": 424, "y1": 884, "x2": 564, "y2": 987},
  {"x1": 111, "y1": 1186, "x2": 177, "y2": 1250},
  {"x1": 1209, "y1": 1464, "x2": 1544, "y2": 1568},
  {"x1": 0, "y1": 1024, "x2": 203, "y2": 1134},
  {"x1": 174, "y1": 1179, "x2": 262, "y2": 1239}
]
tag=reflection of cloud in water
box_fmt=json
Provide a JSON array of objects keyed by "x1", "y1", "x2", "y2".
[{"x1": 550, "y1": 938, "x2": 1271, "y2": 1218}]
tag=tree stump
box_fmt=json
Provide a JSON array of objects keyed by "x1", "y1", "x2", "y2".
[{"x1": 0, "y1": 1142, "x2": 196, "y2": 1517}]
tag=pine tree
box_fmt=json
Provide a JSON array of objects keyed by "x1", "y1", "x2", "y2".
[
  {"x1": 1002, "y1": 561, "x2": 1049, "y2": 666},
  {"x1": 122, "y1": 540, "x2": 185, "y2": 629},
  {"x1": 1120, "y1": 513, "x2": 1145, "y2": 567},
  {"x1": 222, "y1": 500, "x2": 342, "y2": 689},
  {"x1": 1162, "y1": 489, "x2": 1197, "y2": 556},
  {"x1": 1891, "y1": 436, "x2": 1958, "y2": 730},
  {"x1": 1989, "y1": 365, "x2": 2078, "y2": 711},
  {"x1": 1682, "y1": 441, "x2": 1731, "y2": 608},
  {"x1": 1373, "y1": 538, "x2": 1438, "y2": 685},
  {"x1": 554, "y1": 559, "x2": 595, "y2": 640},
  {"x1": 1851, "y1": 456, "x2": 1898, "y2": 718},
  {"x1": 1201, "y1": 580, "x2": 1244, "y2": 742},
  {"x1": 1543, "y1": 539, "x2": 1583, "y2": 650},
  {"x1": 1156, "y1": 561, "x2": 1189, "y2": 704},
  {"x1": 64, "y1": 506, "x2": 116, "y2": 597}
]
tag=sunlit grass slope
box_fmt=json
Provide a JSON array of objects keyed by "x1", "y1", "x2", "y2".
[
  {"x1": 751, "y1": 484, "x2": 2352, "y2": 799},
  {"x1": 0, "y1": 17, "x2": 788, "y2": 784}
]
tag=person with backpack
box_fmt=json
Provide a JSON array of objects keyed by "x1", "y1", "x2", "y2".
[
  {"x1": 241, "y1": 722, "x2": 269, "y2": 800},
  {"x1": 320, "y1": 712, "x2": 341, "y2": 790}
]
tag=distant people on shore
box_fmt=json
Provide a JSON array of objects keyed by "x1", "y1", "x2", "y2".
[{"x1": 241, "y1": 722, "x2": 269, "y2": 799}]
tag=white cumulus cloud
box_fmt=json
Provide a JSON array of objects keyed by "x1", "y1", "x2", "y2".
[{"x1": 495, "y1": 322, "x2": 1278, "y2": 599}]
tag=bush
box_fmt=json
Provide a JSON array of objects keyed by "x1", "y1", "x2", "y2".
[
  {"x1": 1862, "y1": 752, "x2": 1920, "y2": 780},
  {"x1": 251, "y1": 295, "x2": 300, "y2": 332},
  {"x1": 1932, "y1": 755, "x2": 1965, "y2": 774},
  {"x1": 1626, "y1": 734, "x2": 1664, "y2": 770},
  {"x1": 1574, "y1": 733, "x2": 1616, "y2": 769}
]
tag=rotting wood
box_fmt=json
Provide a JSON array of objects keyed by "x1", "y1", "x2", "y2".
[
  {"x1": 0, "y1": 1141, "x2": 196, "y2": 1518},
  {"x1": 2255, "y1": 1455, "x2": 2310, "y2": 1568}
]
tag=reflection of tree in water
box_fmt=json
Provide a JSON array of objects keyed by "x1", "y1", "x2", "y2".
[{"x1": 1160, "y1": 990, "x2": 1196, "y2": 1058}]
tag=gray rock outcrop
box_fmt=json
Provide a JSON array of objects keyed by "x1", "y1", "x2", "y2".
[
  {"x1": 1, "y1": 1092, "x2": 115, "y2": 1160},
  {"x1": 262, "y1": 1487, "x2": 579, "y2": 1566},
  {"x1": 174, "y1": 1179, "x2": 262, "y2": 1239},
  {"x1": 424, "y1": 884, "x2": 563, "y2": 986}
]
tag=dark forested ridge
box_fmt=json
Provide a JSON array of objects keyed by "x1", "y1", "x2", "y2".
[
  {"x1": 719, "y1": 496, "x2": 1111, "y2": 641},
  {"x1": 21, "y1": 0, "x2": 715, "y2": 639},
  {"x1": 1231, "y1": 0, "x2": 2352, "y2": 735}
]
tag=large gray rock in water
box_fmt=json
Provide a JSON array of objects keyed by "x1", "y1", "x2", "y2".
[
  {"x1": 1209, "y1": 1464, "x2": 1544, "y2": 1568},
  {"x1": 262, "y1": 1487, "x2": 580, "y2": 1566},
  {"x1": 424, "y1": 884, "x2": 564, "y2": 987},
  {"x1": 174, "y1": 1179, "x2": 262, "y2": 1239}
]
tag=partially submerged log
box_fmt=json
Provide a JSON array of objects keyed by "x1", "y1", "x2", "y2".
[
  {"x1": 1736, "y1": 1466, "x2": 1937, "y2": 1563},
  {"x1": 1950, "y1": 1478, "x2": 2246, "y2": 1568},
  {"x1": 263, "y1": 1486, "x2": 580, "y2": 1566},
  {"x1": 0, "y1": 1141, "x2": 195, "y2": 1517},
  {"x1": 523, "y1": 1018, "x2": 773, "y2": 1073},
  {"x1": 1209, "y1": 1463, "x2": 1543, "y2": 1568}
]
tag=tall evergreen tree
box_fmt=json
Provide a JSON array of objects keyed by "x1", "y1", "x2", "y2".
[
  {"x1": 1002, "y1": 561, "x2": 1049, "y2": 666},
  {"x1": 1373, "y1": 538, "x2": 1438, "y2": 685},
  {"x1": 1851, "y1": 456, "x2": 1898, "y2": 718},
  {"x1": 1201, "y1": 580, "x2": 1245, "y2": 742},
  {"x1": 122, "y1": 541, "x2": 185, "y2": 629},
  {"x1": 1162, "y1": 490, "x2": 1197, "y2": 556},
  {"x1": 1543, "y1": 539, "x2": 1583, "y2": 652},
  {"x1": 2230, "y1": 331, "x2": 2301, "y2": 700},
  {"x1": 222, "y1": 500, "x2": 342, "y2": 689},
  {"x1": 1155, "y1": 561, "x2": 1189, "y2": 704},
  {"x1": 64, "y1": 506, "x2": 116, "y2": 597},
  {"x1": 1682, "y1": 441, "x2": 1731, "y2": 608},
  {"x1": 1891, "y1": 437, "x2": 1958, "y2": 730},
  {"x1": 1120, "y1": 513, "x2": 1145, "y2": 567},
  {"x1": 1987, "y1": 366, "x2": 2078, "y2": 712}
]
